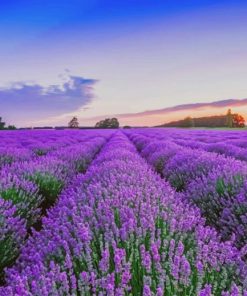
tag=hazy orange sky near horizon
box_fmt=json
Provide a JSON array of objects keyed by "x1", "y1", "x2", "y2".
[
  {"x1": 83, "y1": 105, "x2": 247, "y2": 127},
  {"x1": 122, "y1": 106, "x2": 247, "y2": 127},
  {"x1": 33, "y1": 101, "x2": 247, "y2": 127}
]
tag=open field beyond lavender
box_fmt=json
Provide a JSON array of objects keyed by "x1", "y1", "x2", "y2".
[{"x1": 0, "y1": 129, "x2": 247, "y2": 295}]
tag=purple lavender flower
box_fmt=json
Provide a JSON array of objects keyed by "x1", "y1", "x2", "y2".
[{"x1": 0, "y1": 130, "x2": 246, "y2": 295}]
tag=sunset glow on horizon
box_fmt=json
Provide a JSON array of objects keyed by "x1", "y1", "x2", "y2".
[{"x1": 75, "y1": 102, "x2": 247, "y2": 127}]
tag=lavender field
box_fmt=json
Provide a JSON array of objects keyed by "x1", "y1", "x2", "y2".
[{"x1": 0, "y1": 129, "x2": 247, "y2": 295}]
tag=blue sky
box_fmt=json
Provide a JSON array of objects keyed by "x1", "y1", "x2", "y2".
[{"x1": 1, "y1": 0, "x2": 247, "y2": 126}]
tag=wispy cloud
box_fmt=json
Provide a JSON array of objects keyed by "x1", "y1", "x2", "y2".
[
  {"x1": 90, "y1": 98, "x2": 247, "y2": 121},
  {"x1": 0, "y1": 75, "x2": 97, "y2": 125},
  {"x1": 118, "y1": 98, "x2": 247, "y2": 118},
  {"x1": 87, "y1": 98, "x2": 247, "y2": 126}
]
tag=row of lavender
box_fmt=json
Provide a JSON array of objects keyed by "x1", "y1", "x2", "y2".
[
  {"x1": 1, "y1": 132, "x2": 247, "y2": 295},
  {"x1": 141, "y1": 128, "x2": 247, "y2": 162},
  {"x1": 125, "y1": 129, "x2": 247, "y2": 250},
  {"x1": 0, "y1": 130, "x2": 103, "y2": 168},
  {"x1": 0, "y1": 130, "x2": 110, "y2": 281},
  {"x1": 144, "y1": 128, "x2": 247, "y2": 147}
]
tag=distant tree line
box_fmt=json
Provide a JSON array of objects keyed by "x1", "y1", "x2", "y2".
[
  {"x1": 0, "y1": 117, "x2": 16, "y2": 130},
  {"x1": 0, "y1": 115, "x2": 122, "y2": 130},
  {"x1": 67, "y1": 117, "x2": 120, "y2": 129},
  {"x1": 159, "y1": 109, "x2": 246, "y2": 128},
  {"x1": 95, "y1": 118, "x2": 119, "y2": 129}
]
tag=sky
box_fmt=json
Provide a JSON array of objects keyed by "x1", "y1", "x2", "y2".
[{"x1": 0, "y1": 0, "x2": 247, "y2": 127}]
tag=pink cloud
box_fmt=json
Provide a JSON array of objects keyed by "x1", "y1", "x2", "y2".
[{"x1": 88, "y1": 98, "x2": 247, "y2": 126}]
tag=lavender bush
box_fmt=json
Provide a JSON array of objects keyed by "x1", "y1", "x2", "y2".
[
  {"x1": 0, "y1": 199, "x2": 26, "y2": 282},
  {"x1": 0, "y1": 130, "x2": 109, "y2": 282},
  {"x1": 126, "y1": 129, "x2": 247, "y2": 250},
  {"x1": 1, "y1": 133, "x2": 247, "y2": 295}
]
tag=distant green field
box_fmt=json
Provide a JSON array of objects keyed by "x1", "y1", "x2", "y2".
[
  {"x1": 190, "y1": 127, "x2": 247, "y2": 131},
  {"x1": 155, "y1": 127, "x2": 247, "y2": 131}
]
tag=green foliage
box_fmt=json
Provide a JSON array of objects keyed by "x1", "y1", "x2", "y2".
[
  {"x1": 0, "y1": 233, "x2": 19, "y2": 279},
  {"x1": 68, "y1": 117, "x2": 79, "y2": 128},
  {"x1": 0, "y1": 155, "x2": 14, "y2": 168},
  {"x1": 180, "y1": 117, "x2": 195, "y2": 128},
  {"x1": 75, "y1": 159, "x2": 88, "y2": 173},
  {"x1": 7, "y1": 125, "x2": 17, "y2": 130},
  {"x1": 226, "y1": 109, "x2": 245, "y2": 128},
  {"x1": 1, "y1": 187, "x2": 42, "y2": 226},
  {"x1": 1, "y1": 187, "x2": 26, "y2": 205},
  {"x1": 216, "y1": 175, "x2": 244, "y2": 197},
  {"x1": 29, "y1": 173, "x2": 63, "y2": 206},
  {"x1": 226, "y1": 109, "x2": 233, "y2": 128},
  {"x1": 232, "y1": 113, "x2": 246, "y2": 128},
  {"x1": 33, "y1": 148, "x2": 47, "y2": 156},
  {"x1": 0, "y1": 117, "x2": 5, "y2": 130},
  {"x1": 0, "y1": 117, "x2": 16, "y2": 130},
  {"x1": 160, "y1": 109, "x2": 245, "y2": 128},
  {"x1": 95, "y1": 118, "x2": 119, "y2": 129}
]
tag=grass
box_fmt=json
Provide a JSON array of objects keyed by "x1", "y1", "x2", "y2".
[{"x1": 181, "y1": 127, "x2": 247, "y2": 131}]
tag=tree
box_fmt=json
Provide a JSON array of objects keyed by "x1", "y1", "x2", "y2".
[
  {"x1": 159, "y1": 109, "x2": 245, "y2": 128},
  {"x1": 0, "y1": 117, "x2": 16, "y2": 130},
  {"x1": 232, "y1": 114, "x2": 245, "y2": 128},
  {"x1": 68, "y1": 117, "x2": 79, "y2": 128},
  {"x1": 179, "y1": 117, "x2": 195, "y2": 128},
  {"x1": 0, "y1": 117, "x2": 5, "y2": 130},
  {"x1": 226, "y1": 109, "x2": 233, "y2": 128},
  {"x1": 109, "y1": 118, "x2": 119, "y2": 128},
  {"x1": 226, "y1": 109, "x2": 245, "y2": 128},
  {"x1": 95, "y1": 118, "x2": 119, "y2": 129},
  {"x1": 7, "y1": 125, "x2": 17, "y2": 130}
]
